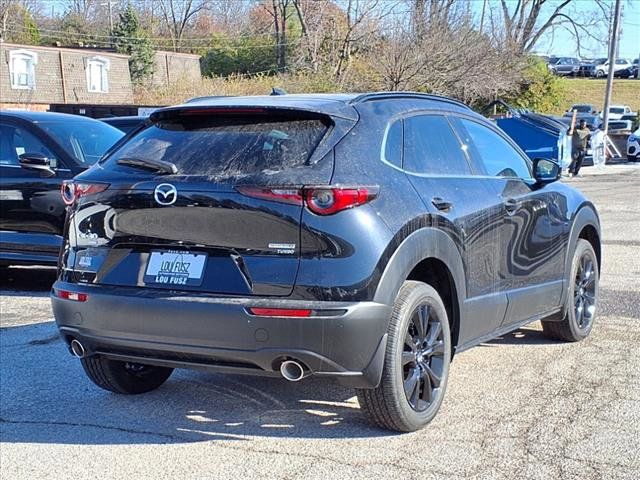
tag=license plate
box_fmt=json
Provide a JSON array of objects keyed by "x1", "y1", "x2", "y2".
[{"x1": 144, "y1": 251, "x2": 207, "y2": 287}]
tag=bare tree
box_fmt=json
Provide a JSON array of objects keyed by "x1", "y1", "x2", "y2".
[
  {"x1": 332, "y1": 0, "x2": 398, "y2": 83},
  {"x1": 261, "y1": 0, "x2": 294, "y2": 72},
  {"x1": 291, "y1": 0, "x2": 343, "y2": 73},
  {"x1": 490, "y1": 0, "x2": 610, "y2": 55},
  {"x1": 157, "y1": 0, "x2": 209, "y2": 51},
  {"x1": 375, "y1": 12, "x2": 522, "y2": 104}
]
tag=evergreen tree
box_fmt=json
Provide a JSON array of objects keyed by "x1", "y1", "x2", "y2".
[{"x1": 112, "y1": 4, "x2": 155, "y2": 84}]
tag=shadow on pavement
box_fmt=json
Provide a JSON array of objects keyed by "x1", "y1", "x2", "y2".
[
  {"x1": 1, "y1": 266, "x2": 57, "y2": 294},
  {"x1": 0, "y1": 322, "x2": 393, "y2": 445},
  {"x1": 482, "y1": 326, "x2": 559, "y2": 346}
]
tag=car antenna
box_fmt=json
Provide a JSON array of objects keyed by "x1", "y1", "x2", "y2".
[{"x1": 270, "y1": 87, "x2": 287, "y2": 96}]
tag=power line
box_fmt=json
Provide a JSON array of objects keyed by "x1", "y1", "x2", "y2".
[{"x1": 5, "y1": 26, "x2": 303, "y2": 51}]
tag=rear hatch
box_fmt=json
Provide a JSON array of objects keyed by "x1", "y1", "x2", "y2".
[{"x1": 66, "y1": 106, "x2": 350, "y2": 296}]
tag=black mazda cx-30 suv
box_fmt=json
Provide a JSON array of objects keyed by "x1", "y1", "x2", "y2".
[{"x1": 52, "y1": 93, "x2": 601, "y2": 432}]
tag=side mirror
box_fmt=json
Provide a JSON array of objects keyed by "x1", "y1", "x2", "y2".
[
  {"x1": 532, "y1": 158, "x2": 560, "y2": 185},
  {"x1": 18, "y1": 153, "x2": 56, "y2": 177}
]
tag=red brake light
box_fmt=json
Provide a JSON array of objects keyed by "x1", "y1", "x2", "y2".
[
  {"x1": 56, "y1": 289, "x2": 88, "y2": 302},
  {"x1": 236, "y1": 185, "x2": 378, "y2": 215},
  {"x1": 305, "y1": 187, "x2": 378, "y2": 215},
  {"x1": 61, "y1": 181, "x2": 109, "y2": 205},
  {"x1": 248, "y1": 308, "x2": 312, "y2": 317}
]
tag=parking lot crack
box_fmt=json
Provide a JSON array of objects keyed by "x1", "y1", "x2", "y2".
[{"x1": 0, "y1": 417, "x2": 183, "y2": 442}]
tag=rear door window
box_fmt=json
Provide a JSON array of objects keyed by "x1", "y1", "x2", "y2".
[
  {"x1": 403, "y1": 114, "x2": 471, "y2": 175},
  {"x1": 104, "y1": 113, "x2": 329, "y2": 179}
]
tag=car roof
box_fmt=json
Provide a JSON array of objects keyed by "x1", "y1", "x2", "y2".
[
  {"x1": 0, "y1": 110, "x2": 103, "y2": 124},
  {"x1": 156, "y1": 92, "x2": 471, "y2": 122}
]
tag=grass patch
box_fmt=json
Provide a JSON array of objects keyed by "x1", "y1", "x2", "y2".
[{"x1": 554, "y1": 78, "x2": 640, "y2": 115}]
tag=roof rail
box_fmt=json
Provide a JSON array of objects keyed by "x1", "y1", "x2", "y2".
[{"x1": 349, "y1": 92, "x2": 470, "y2": 110}]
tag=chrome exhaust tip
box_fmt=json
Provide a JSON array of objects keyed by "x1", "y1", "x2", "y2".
[
  {"x1": 280, "y1": 360, "x2": 307, "y2": 382},
  {"x1": 70, "y1": 339, "x2": 86, "y2": 359}
]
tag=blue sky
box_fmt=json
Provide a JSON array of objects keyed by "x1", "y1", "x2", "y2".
[{"x1": 531, "y1": 0, "x2": 639, "y2": 59}]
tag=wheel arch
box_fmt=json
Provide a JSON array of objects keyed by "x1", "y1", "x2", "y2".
[
  {"x1": 561, "y1": 204, "x2": 601, "y2": 311},
  {"x1": 373, "y1": 228, "x2": 466, "y2": 351}
]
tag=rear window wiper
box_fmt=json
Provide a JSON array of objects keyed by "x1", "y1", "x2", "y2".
[{"x1": 116, "y1": 157, "x2": 178, "y2": 175}]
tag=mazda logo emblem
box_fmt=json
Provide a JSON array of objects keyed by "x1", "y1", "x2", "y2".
[{"x1": 154, "y1": 183, "x2": 177, "y2": 206}]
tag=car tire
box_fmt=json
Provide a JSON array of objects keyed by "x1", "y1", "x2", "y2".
[
  {"x1": 596, "y1": 70, "x2": 605, "y2": 78},
  {"x1": 81, "y1": 356, "x2": 173, "y2": 394},
  {"x1": 542, "y1": 239, "x2": 599, "y2": 342},
  {"x1": 356, "y1": 280, "x2": 451, "y2": 432}
]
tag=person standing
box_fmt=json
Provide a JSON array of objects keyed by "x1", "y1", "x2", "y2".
[{"x1": 569, "y1": 119, "x2": 591, "y2": 176}]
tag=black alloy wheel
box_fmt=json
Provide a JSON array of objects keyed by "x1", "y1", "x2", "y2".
[
  {"x1": 402, "y1": 304, "x2": 446, "y2": 412},
  {"x1": 573, "y1": 252, "x2": 597, "y2": 330},
  {"x1": 542, "y1": 239, "x2": 599, "y2": 342},
  {"x1": 357, "y1": 281, "x2": 451, "y2": 432}
]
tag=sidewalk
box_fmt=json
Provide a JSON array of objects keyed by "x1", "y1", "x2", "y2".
[{"x1": 567, "y1": 162, "x2": 640, "y2": 177}]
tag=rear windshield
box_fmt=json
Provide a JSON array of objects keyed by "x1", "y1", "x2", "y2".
[
  {"x1": 102, "y1": 113, "x2": 329, "y2": 178},
  {"x1": 39, "y1": 120, "x2": 124, "y2": 166},
  {"x1": 572, "y1": 105, "x2": 591, "y2": 113},
  {"x1": 610, "y1": 108, "x2": 624, "y2": 114}
]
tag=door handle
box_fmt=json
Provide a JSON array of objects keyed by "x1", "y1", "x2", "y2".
[
  {"x1": 431, "y1": 197, "x2": 453, "y2": 211},
  {"x1": 504, "y1": 198, "x2": 519, "y2": 215}
]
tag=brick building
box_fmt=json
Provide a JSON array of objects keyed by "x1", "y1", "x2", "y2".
[
  {"x1": 0, "y1": 42, "x2": 201, "y2": 111},
  {"x1": 152, "y1": 51, "x2": 202, "y2": 86},
  {"x1": 0, "y1": 43, "x2": 133, "y2": 110}
]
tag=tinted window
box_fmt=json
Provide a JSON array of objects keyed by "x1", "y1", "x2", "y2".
[
  {"x1": 572, "y1": 105, "x2": 591, "y2": 113},
  {"x1": 0, "y1": 123, "x2": 57, "y2": 167},
  {"x1": 104, "y1": 114, "x2": 328, "y2": 178},
  {"x1": 39, "y1": 120, "x2": 123, "y2": 166},
  {"x1": 384, "y1": 120, "x2": 402, "y2": 167},
  {"x1": 458, "y1": 119, "x2": 531, "y2": 179},
  {"x1": 403, "y1": 115, "x2": 471, "y2": 175}
]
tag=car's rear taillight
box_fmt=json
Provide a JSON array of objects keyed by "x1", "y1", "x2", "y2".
[
  {"x1": 304, "y1": 187, "x2": 379, "y2": 215},
  {"x1": 61, "y1": 181, "x2": 109, "y2": 206},
  {"x1": 235, "y1": 186, "x2": 303, "y2": 206},
  {"x1": 55, "y1": 289, "x2": 88, "y2": 302},
  {"x1": 236, "y1": 186, "x2": 378, "y2": 215}
]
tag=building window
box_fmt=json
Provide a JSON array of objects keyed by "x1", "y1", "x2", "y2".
[
  {"x1": 86, "y1": 57, "x2": 110, "y2": 93},
  {"x1": 9, "y1": 50, "x2": 38, "y2": 90}
]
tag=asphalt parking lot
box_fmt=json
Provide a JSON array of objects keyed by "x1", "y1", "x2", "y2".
[{"x1": 1, "y1": 165, "x2": 639, "y2": 480}]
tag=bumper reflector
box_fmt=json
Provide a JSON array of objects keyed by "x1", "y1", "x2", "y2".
[
  {"x1": 248, "y1": 308, "x2": 312, "y2": 317},
  {"x1": 56, "y1": 290, "x2": 88, "y2": 302}
]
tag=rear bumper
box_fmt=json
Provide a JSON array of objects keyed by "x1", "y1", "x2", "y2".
[{"x1": 51, "y1": 281, "x2": 392, "y2": 388}]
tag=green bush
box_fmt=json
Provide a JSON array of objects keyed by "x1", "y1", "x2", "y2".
[
  {"x1": 507, "y1": 57, "x2": 566, "y2": 113},
  {"x1": 200, "y1": 35, "x2": 279, "y2": 77}
]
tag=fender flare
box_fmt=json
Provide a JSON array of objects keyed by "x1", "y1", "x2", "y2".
[
  {"x1": 560, "y1": 204, "x2": 601, "y2": 311},
  {"x1": 373, "y1": 227, "x2": 466, "y2": 313}
]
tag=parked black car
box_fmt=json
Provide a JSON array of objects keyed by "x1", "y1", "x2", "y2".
[
  {"x1": 52, "y1": 93, "x2": 601, "y2": 432},
  {"x1": 100, "y1": 115, "x2": 148, "y2": 134},
  {"x1": 0, "y1": 111, "x2": 124, "y2": 267}
]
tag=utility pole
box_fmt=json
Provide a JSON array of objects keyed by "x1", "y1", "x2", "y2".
[
  {"x1": 108, "y1": 0, "x2": 114, "y2": 37},
  {"x1": 602, "y1": 0, "x2": 622, "y2": 135}
]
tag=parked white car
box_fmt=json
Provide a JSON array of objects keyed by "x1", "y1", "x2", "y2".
[
  {"x1": 602, "y1": 105, "x2": 633, "y2": 120},
  {"x1": 628, "y1": 127, "x2": 640, "y2": 161},
  {"x1": 594, "y1": 59, "x2": 632, "y2": 78}
]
